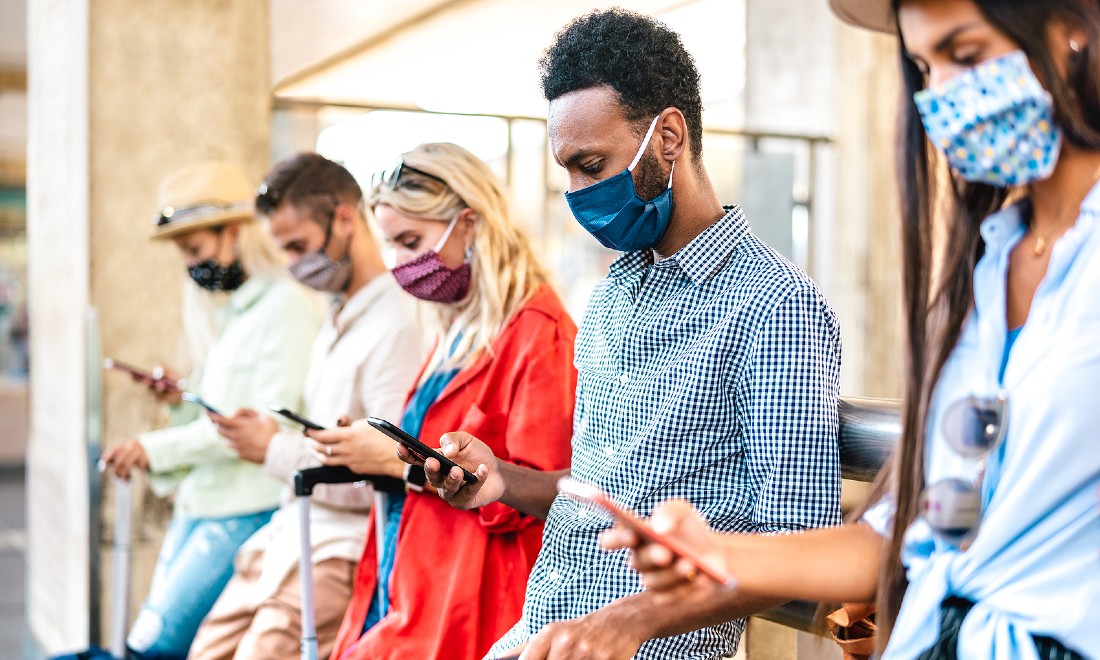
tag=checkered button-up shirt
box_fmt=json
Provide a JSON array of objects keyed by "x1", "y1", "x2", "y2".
[{"x1": 489, "y1": 207, "x2": 843, "y2": 659}]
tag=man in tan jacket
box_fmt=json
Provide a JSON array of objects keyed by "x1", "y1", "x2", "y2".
[{"x1": 189, "y1": 153, "x2": 424, "y2": 659}]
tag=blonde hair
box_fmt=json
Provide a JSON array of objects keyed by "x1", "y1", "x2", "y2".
[
  {"x1": 179, "y1": 217, "x2": 289, "y2": 378},
  {"x1": 235, "y1": 218, "x2": 288, "y2": 279},
  {"x1": 368, "y1": 142, "x2": 551, "y2": 371}
]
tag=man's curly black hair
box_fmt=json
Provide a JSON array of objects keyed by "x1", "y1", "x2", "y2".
[{"x1": 539, "y1": 8, "x2": 704, "y2": 162}]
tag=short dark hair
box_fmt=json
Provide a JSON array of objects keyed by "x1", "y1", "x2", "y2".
[
  {"x1": 256, "y1": 152, "x2": 362, "y2": 225},
  {"x1": 539, "y1": 8, "x2": 704, "y2": 161}
]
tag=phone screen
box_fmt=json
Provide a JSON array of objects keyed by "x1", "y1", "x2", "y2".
[
  {"x1": 557, "y1": 477, "x2": 737, "y2": 588},
  {"x1": 367, "y1": 417, "x2": 478, "y2": 484},
  {"x1": 269, "y1": 406, "x2": 325, "y2": 431}
]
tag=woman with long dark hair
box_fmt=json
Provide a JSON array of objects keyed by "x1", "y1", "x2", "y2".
[{"x1": 601, "y1": 0, "x2": 1100, "y2": 657}]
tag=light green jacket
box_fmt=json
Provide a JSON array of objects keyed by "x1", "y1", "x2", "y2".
[{"x1": 140, "y1": 275, "x2": 323, "y2": 519}]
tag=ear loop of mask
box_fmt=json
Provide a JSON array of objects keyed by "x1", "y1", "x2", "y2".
[
  {"x1": 326, "y1": 203, "x2": 353, "y2": 263},
  {"x1": 433, "y1": 211, "x2": 475, "y2": 261},
  {"x1": 627, "y1": 115, "x2": 676, "y2": 190}
]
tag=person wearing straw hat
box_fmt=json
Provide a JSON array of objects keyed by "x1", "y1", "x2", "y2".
[
  {"x1": 604, "y1": 1, "x2": 1100, "y2": 658},
  {"x1": 101, "y1": 160, "x2": 323, "y2": 660}
]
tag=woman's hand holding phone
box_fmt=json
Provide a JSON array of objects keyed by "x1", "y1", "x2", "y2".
[
  {"x1": 592, "y1": 491, "x2": 737, "y2": 595},
  {"x1": 103, "y1": 358, "x2": 183, "y2": 405},
  {"x1": 306, "y1": 418, "x2": 404, "y2": 478}
]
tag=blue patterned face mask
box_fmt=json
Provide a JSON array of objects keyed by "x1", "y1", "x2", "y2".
[
  {"x1": 914, "y1": 50, "x2": 1062, "y2": 187},
  {"x1": 565, "y1": 115, "x2": 675, "y2": 252}
]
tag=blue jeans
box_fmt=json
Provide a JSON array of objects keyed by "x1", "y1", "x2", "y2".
[{"x1": 126, "y1": 509, "x2": 274, "y2": 660}]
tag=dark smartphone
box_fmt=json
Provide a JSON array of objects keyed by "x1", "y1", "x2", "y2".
[
  {"x1": 181, "y1": 392, "x2": 223, "y2": 416},
  {"x1": 367, "y1": 416, "x2": 478, "y2": 484},
  {"x1": 103, "y1": 357, "x2": 180, "y2": 390},
  {"x1": 557, "y1": 477, "x2": 738, "y2": 589},
  {"x1": 269, "y1": 405, "x2": 325, "y2": 431}
]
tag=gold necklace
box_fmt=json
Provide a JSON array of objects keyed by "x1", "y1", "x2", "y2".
[
  {"x1": 1030, "y1": 163, "x2": 1100, "y2": 257},
  {"x1": 1032, "y1": 232, "x2": 1052, "y2": 257}
]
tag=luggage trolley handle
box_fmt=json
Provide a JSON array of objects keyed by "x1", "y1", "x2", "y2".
[
  {"x1": 293, "y1": 466, "x2": 403, "y2": 497},
  {"x1": 293, "y1": 468, "x2": 403, "y2": 660}
]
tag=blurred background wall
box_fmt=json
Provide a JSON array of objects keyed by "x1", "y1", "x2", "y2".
[{"x1": 3, "y1": 0, "x2": 901, "y2": 657}]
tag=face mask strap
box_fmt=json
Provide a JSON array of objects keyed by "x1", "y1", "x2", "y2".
[
  {"x1": 432, "y1": 212, "x2": 463, "y2": 253},
  {"x1": 628, "y1": 115, "x2": 663, "y2": 172}
]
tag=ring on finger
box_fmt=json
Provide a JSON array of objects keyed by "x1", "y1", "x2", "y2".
[
  {"x1": 326, "y1": 445, "x2": 333, "y2": 457},
  {"x1": 685, "y1": 567, "x2": 699, "y2": 582}
]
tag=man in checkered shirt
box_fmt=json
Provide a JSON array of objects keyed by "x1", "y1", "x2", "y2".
[{"x1": 406, "y1": 9, "x2": 842, "y2": 659}]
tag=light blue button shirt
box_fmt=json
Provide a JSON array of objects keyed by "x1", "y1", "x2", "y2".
[{"x1": 868, "y1": 182, "x2": 1100, "y2": 659}]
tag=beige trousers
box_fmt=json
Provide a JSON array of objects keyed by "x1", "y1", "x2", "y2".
[{"x1": 189, "y1": 557, "x2": 355, "y2": 660}]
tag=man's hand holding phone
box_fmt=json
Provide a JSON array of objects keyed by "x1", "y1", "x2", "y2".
[
  {"x1": 396, "y1": 431, "x2": 503, "y2": 509},
  {"x1": 215, "y1": 408, "x2": 279, "y2": 464}
]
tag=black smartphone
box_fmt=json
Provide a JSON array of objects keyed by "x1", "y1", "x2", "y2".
[
  {"x1": 367, "y1": 416, "x2": 478, "y2": 484},
  {"x1": 181, "y1": 392, "x2": 223, "y2": 416},
  {"x1": 269, "y1": 405, "x2": 326, "y2": 431}
]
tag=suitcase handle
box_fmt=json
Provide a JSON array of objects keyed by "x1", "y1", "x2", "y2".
[{"x1": 293, "y1": 466, "x2": 404, "y2": 497}]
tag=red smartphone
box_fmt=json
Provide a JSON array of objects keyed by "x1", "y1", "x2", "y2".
[
  {"x1": 557, "y1": 477, "x2": 737, "y2": 589},
  {"x1": 103, "y1": 357, "x2": 180, "y2": 391}
]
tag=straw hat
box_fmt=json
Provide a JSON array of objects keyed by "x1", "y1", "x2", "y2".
[
  {"x1": 829, "y1": 0, "x2": 896, "y2": 34},
  {"x1": 151, "y1": 161, "x2": 255, "y2": 240}
]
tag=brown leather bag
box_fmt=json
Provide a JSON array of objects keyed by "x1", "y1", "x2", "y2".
[{"x1": 826, "y1": 603, "x2": 877, "y2": 660}]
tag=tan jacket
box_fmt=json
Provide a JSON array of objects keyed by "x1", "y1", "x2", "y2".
[{"x1": 236, "y1": 275, "x2": 424, "y2": 598}]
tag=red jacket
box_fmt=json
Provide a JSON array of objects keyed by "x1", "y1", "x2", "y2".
[{"x1": 330, "y1": 284, "x2": 577, "y2": 660}]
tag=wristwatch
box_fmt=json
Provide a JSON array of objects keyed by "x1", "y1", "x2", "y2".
[{"x1": 404, "y1": 463, "x2": 427, "y2": 493}]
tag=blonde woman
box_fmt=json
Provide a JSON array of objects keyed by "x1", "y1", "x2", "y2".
[
  {"x1": 101, "y1": 161, "x2": 322, "y2": 660},
  {"x1": 309, "y1": 143, "x2": 577, "y2": 660}
]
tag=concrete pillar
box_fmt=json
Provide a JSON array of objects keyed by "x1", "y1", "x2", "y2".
[
  {"x1": 744, "y1": 0, "x2": 901, "y2": 401},
  {"x1": 831, "y1": 24, "x2": 902, "y2": 399},
  {"x1": 26, "y1": 0, "x2": 270, "y2": 653}
]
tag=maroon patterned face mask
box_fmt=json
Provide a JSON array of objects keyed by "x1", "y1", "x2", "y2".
[{"x1": 390, "y1": 215, "x2": 472, "y2": 303}]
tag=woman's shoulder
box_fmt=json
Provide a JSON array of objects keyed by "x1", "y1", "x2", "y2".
[{"x1": 503, "y1": 283, "x2": 577, "y2": 340}]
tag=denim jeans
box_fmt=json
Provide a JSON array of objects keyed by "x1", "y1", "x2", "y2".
[{"x1": 126, "y1": 509, "x2": 274, "y2": 660}]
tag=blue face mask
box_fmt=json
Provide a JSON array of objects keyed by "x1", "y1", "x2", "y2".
[
  {"x1": 914, "y1": 50, "x2": 1062, "y2": 187},
  {"x1": 565, "y1": 115, "x2": 675, "y2": 252}
]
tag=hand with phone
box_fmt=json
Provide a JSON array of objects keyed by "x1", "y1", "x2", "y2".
[
  {"x1": 395, "y1": 430, "x2": 502, "y2": 509},
  {"x1": 599, "y1": 497, "x2": 736, "y2": 596},
  {"x1": 103, "y1": 358, "x2": 184, "y2": 405},
  {"x1": 214, "y1": 408, "x2": 280, "y2": 464},
  {"x1": 306, "y1": 418, "x2": 405, "y2": 478}
]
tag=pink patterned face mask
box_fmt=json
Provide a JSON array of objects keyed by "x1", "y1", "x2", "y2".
[{"x1": 390, "y1": 214, "x2": 472, "y2": 303}]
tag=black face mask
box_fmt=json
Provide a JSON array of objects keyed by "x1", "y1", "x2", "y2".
[{"x1": 187, "y1": 258, "x2": 245, "y2": 292}]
